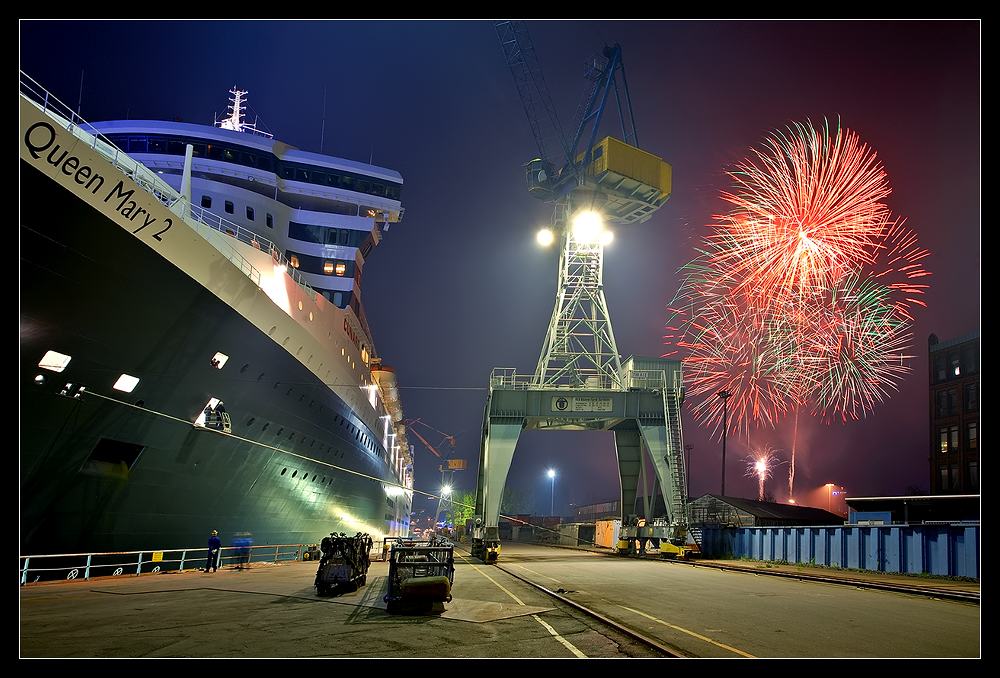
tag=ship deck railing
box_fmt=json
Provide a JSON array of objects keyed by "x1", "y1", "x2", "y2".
[
  {"x1": 18, "y1": 543, "x2": 326, "y2": 585},
  {"x1": 19, "y1": 71, "x2": 315, "y2": 298}
]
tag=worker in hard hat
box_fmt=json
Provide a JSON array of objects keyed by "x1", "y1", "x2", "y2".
[{"x1": 206, "y1": 529, "x2": 221, "y2": 572}]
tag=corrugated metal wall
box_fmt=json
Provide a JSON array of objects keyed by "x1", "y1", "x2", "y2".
[{"x1": 700, "y1": 524, "x2": 980, "y2": 579}]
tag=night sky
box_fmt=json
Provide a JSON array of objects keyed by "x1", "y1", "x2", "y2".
[{"x1": 20, "y1": 21, "x2": 980, "y2": 516}]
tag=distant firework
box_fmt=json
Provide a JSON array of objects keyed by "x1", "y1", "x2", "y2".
[
  {"x1": 667, "y1": 118, "x2": 931, "y2": 498},
  {"x1": 744, "y1": 447, "x2": 783, "y2": 501}
]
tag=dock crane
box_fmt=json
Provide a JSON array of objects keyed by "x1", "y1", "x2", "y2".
[
  {"x1": 474, "y1": 22, "x2": 687, "y2": 562},
  {"x1": 404, "y1": 419, "x2": 467, "y2": 531}
]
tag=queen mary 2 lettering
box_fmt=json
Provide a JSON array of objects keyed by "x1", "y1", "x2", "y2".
[{"x1": 19, "y1": 76, "x2": 413, "y2": 556}]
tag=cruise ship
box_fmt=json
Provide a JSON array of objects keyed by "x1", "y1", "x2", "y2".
[{"x1": 19, "y1": 75, "x2": 413, "y2": 556}]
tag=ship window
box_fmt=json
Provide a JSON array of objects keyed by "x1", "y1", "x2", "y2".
[
  {"x1": 34, "y1": 374, "x2": 44, "y2": 385},
  {"x1": 223, "y1": 148, "x2": 237, "y2": 163},
  {"x1": 247, "y1": 417, "x2": 255, "y2": 426},
  {"x1": 280, "y1": 165, "x2": 294, "y2": 180},
  {"x1": 292, "y1": 470, "x2": 297, "y2": 478},
  {"x1": 39, "y1": 350, "x2": 72, "y2": 373},
  {"x1": 312, "y1": 475, "x2": 316, "y2": 482},
  {"x1": 195, "y1": 398, "x2": 221, "y2": 427},
  {"x1": 149, "y1": 138, "x2": 166, "y2": 153},
  {"x1": 281, "y1": 468, "x2": 287, "y2": 476},
  {"x1": 192, "y1": 143, "x2": 207, "y2": 158},
  {"x1": 201, "y1": 195, "x2": 212, "y2": 208},
  {"x1": 266, "y1": 213, "x2": 274, "y2": 228},
  {"x1": 129, "y1": 137, "x2": 147, "y2": 153},
  {"x1": 323, "y1": 261, "x2": 334, "y2": 275},
  {"x1": 296, "y1": 169, "x2": 310, "y2": 182},
  {"x1": 246, "y1": 206, "x2": 255, "y2": 221},
  {"x1": 207, "y1": 145, "x2": 224, "y2": 161},
  {"x1": 211, "y1": 352, "x2": 229, "y2": 369},
  {"x1": 168, "y1": 140, "x2": 185, "y2": 155},
  {"x1": 224, "y1": 200, "x2": 234, "y2": 214},
  {"x1": 290, "y1": 255, "x2": 300, "y2": 269},
  {"x1": 335, "y1": 262, "x2": 347, "y2": 276},
  {"x1": 81, "y1": 438, "x2": 144, "y2": 477},
  {"x1": 113, "y1": 374, "x2": 140, "y2": 393}
]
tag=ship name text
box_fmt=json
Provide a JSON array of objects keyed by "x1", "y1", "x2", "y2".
[
  {"x1": 344, "y1": 317, "x2": 360, "y2": 351},
  {"x1": 24, "y1": 121, "x2": 172, "y2": 242},
  {"x1": 24, "y1": 121, "x2": 105, "y2": 194}
]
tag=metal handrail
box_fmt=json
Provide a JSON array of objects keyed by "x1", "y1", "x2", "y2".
[
  {"x1": 490, "y1": 367, "x2": 679, "y2": 391},
  {"x1": 19, "y1": 71, "x2": 315, "y2": 298},
  {"x1": 17, "y1": 542, "x2": 333, "y2": 585}
]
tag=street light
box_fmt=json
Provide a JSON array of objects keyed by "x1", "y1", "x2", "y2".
[
  {"x1": 547, "y1": 468, "x2": 556, "y2": 516},
  {"x1": 441, "y1": 485, "x2": 453, "y2": 496},
  {"x1": 717, "y1": 390, "x2": 732, "y2": 496},
  {"x1": 825, "y1": 483, "x2": 835, "y2": 513}
]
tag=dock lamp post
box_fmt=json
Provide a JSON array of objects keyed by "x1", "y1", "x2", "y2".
[
  {"x1": 717, "y1": 390, "x2": 732, "y2": 496},
  {"x1": 547, "y1": 469, "x2": 556, "y2": 516}
]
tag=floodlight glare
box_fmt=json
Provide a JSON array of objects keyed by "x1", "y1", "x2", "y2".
[
  {"x1": 536, "y1": 228, "x2": 555, "y2": 247},
  {"x1": 571, "y1": 210, "x2": 604, "y2": 243}
]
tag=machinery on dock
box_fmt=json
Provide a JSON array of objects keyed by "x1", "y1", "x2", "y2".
[
  {"x1": 384, "y1": 537, "x2": 456, "y2": 613},
  {"x1": 314, "y1": 532, "x2": 373, "y2": 596},
  {"x1": 474, "y1": 22, "x2": 686, "y2": 563}
]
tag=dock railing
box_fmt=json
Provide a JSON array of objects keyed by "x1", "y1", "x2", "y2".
[{"x1": 19, "y1": 543, "x2": 317, "y2": 585}]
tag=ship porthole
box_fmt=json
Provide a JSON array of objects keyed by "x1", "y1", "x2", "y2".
[
  {"x1": 292, "y1": 470, "x2": 297, "y2": 478},
  {"x1": 34, "y1": 374, "x2": 45, "y2": 384},
  {"x1": 247, "y1": 417, "x2": 256, "y2": 426},
  {"x1": 281, "y1": 468, "x2": 287, "y2": 476},
  {"x1": 240, "y1": 364, "x2": 249, "y2": 374},
  {"x1": 268, "y1": 326, "x2": 276, "y2": 336}
]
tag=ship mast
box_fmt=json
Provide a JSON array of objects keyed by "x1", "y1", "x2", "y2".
[{"x1": 215, "y1": 86, "x2": 273, "y2": 138}]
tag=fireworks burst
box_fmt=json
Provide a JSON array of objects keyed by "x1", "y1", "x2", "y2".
[
  {"x1": 667, "y1": 118, "x2": 931, "y2": 499},
  {"x1": 744, "y1": 447, "x2": 784, "y2": 501}
]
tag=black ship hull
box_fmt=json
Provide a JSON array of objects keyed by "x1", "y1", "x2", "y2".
[{"x1": 20, "y1": 160, "x2": 402, "y2": 555}]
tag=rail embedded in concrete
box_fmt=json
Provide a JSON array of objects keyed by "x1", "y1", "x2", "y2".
[
  {"x1": 514, "y1": 540, "x2": 980, "y2": 604},
  {"x1": 454, "y1": 544, "x2": 681, "y2": 658}
]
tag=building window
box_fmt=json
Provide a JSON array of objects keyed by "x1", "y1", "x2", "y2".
[
  {"x1": 950, "y1": 353, "x2": 960, "y2": 377},
  {"x1": 939, "y1": 427, "x2": 958, "y2": 454},
  {"x1": 964, "y1": 383, "x2": 978, "y2": 411},
  {"x1": 968, "y1": 422, "x2": 977, "y2": 450},
  {"x1": 335, "y1": 262, "x2": 347, "y2": 276},
  {"x1": 323, "y1": 261, "x2": 334, "y2": 275},
  {"x1": 934, "y1": 355, "x2": 946, "y2": 383},
  {"x1": 950, "y1": 464, "x2": 960, "y2": 490},
  {"x1": 246, "y1": 206, "x2": 255, "y2": 221},
  {"x1": 962, "y1": 346, "x2": 978, "y2": 375},
  {"x1": 225, "y1": 200, "x2": 234, "y2": 214},
  {"x1": 969, "y1": 461, "x2": 979, "y2": 489},
  {"x1": 266, "y1": 213, "x2": 274, "y2": 228},
  {"x1": 201, "y1": 195, "x2": 212, "y2": 208},
  {"x1": 939, "y1": 466, "x2": 948, "y2": 490}
]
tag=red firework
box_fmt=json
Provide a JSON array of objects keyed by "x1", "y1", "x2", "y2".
[
  {"x1": 667, "y1": 118, "x2": 931, "y2": 440},
  {"x1": 710, "y1": 119, "x2": 892, "y2": 300}
]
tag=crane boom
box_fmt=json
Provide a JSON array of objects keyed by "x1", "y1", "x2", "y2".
[{"x1": 494, "y1": 20, "x2": 569, "y2": 167}]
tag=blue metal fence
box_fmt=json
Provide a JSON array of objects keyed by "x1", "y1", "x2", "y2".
[{"x1": 700, "y1": 524, "x2": 979, "y2": 579}]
